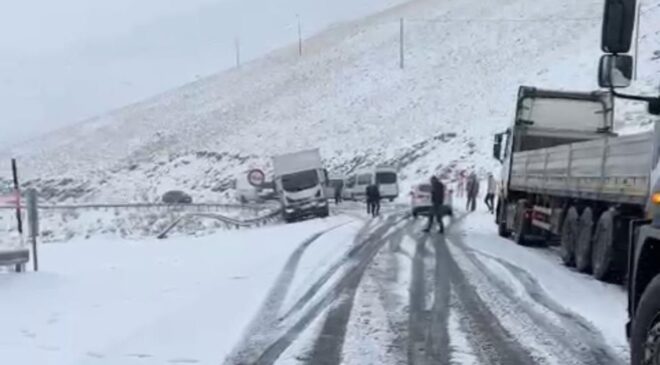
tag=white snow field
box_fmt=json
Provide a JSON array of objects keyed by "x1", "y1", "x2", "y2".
[
  {"x1": 2, "y1": 0, "x2": 658, "y2": 207},
  {"x1": 0, "y1": 215, "x2": 359, "y2": 364}
]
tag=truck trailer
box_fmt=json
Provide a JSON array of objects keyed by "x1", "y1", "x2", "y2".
[{"x1": 493, "y1": 86, "x2": 660, "y2": 282}]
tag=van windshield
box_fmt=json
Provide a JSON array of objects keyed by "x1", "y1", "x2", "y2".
[
  {"x1": 376, "y1": 172, "x2": 397, "y2": 184},
  {"x1": 357, "y1": 174, "x2": 372, "y2": 185},
  {"x1": 282, "y1": 170, "x2": 319, "y2": 192}
]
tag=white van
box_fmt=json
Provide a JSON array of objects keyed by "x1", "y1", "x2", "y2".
[
  {"x1": 353, "y1": 169, "x2": 373, "y2": 201},
  {"x1": 374, "y1": 166, "x2": 399, "y2": 201},
  {"x1": 343, "y1": 175, "x2": 356, "y2": 200},
  {"x1": 343, "y1": 167, "x2": 399, "y2": 201}
]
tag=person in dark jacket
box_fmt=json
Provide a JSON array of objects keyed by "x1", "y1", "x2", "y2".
[
  {"x1": 365, "y1": 183, "x2": 381, "y2": 217},
  {"x1": 334, "y1": 183, "x2": 343, "y2": 205},
  {"x1": 466, "y1": 172, "x2": 479, "y2": 212},
  {"x1": 423, "y1": 176, "x2": 445, "y2": 233}
]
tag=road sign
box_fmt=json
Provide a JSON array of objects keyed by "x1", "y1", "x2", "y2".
[
  {"x1": 0, "y1": 191, "x2": 19, "y2": 205},
  {"x1": 247, "y1": 169, "x2": 266, "y2": 187}
]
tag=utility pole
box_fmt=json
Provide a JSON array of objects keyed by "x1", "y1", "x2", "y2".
[
  {"x1": 633, "y1": 3, "x2": 641, "y2": 80},
  {"x1": 235, "y1": 37, "x2": 241, "y2": 68},
  {"x1": 297, "y1": 14, "x2": 303, "y2": 56},
  {"x1": 400, "y1": 18, "x2": 405, "y2": 69}
]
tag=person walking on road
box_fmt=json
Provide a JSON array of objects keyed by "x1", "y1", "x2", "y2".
[
  {"x1": 466, "y1": 172, "x2": 479, "y2": 212},
  {"x1": 366, "y1": 183, "x2": 381, "y2": 217},
  {"x1": 423, "y1": 176, "x2": 445, "y2": 234},
  {"x1": 334, "y1": 183, "x2": 343, "y2": 205},
  {"x1": 484, "y1": 173, "x2": 496, "y2": 214}
]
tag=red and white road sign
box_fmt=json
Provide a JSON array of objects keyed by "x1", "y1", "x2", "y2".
[
  {"x1": 247, "y1": 169, "x2": 266, "y2": 187},
  {"x1": 0, "y1": 191, "x2": 20, "y2": 206}
]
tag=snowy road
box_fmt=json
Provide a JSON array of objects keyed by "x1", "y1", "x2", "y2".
[
  {"x1": 0, "y1": 205, "x2": 629, "y2": 364},
  {"x1": 227, "y1": 206, "x2": 629, "y2": 365}
]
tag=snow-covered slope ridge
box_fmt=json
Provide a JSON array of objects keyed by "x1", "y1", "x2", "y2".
[{"x1": 3, "y1": 0, "x2": 660, "y2": 203}]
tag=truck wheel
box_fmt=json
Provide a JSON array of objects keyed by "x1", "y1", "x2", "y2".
[
  {"x1": 560, "y1": 207, "x2": 579, "y2": 266},
  {"x1": 631, "y1": 274, "x2": 660, "y2": 365},
  {"x1": 575, "y1": 208, "x2": 594, "y2": 273},
  {"x1": 497, "y1": 199, "x2": 510, "y2": 238},
  {"x1": 592, "y1": 210, "x2": 614, "y2": 281},
  {"x1": 514, "y1": 200, "x2": 530, "y2": 245}
]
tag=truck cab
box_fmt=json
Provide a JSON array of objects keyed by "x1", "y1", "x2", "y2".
[{"x1": 273, "y1": 149, "x2": 330, "y2": 223}]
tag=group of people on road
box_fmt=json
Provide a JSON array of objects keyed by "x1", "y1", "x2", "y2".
[
  {"x1": 333, "y1": 168, "x2": 498, "y2": 223},
  {"x1": 422, "y1": 170, "x2": 498, "y2": 234},
  {"x1": 462, "y1": 171, "x2": 497, "y2": 214}
]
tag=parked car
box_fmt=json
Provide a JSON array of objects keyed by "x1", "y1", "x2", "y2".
[
  {"x1": 162, "y1": 190, "x2": 193, "y2": 204},
  {"x1": 410, "y1": 182, "x2": 453, "y2": 218},
  {"x1": 410, "y1": 183, "x2": 432, "y2": 217}
]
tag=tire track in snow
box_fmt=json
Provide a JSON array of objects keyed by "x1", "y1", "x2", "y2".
[
  {"x1": 408, "y1": 213, "x2": 468, "y2": 365},
  {"x1": 446, "y1": 231, "x2": 625, "y2": 365},
  {"x1": 228, "y1": 213, "x2": 407, "y2": 365},
  {"x1": 253, "y1": 214, "x2": 406, "y2": 365},
  {"x1": 223, "y1": 222, "x2": 353, "y2": 364},
  {"x1": 279, "y1": 215, "x2": 401, "y2": 321},
  {"x1": 459, "y1": 246, "x2": 626, "y2": 364},
  {"x1": 307, "y1": 218, "x2": 416, "y2": 365},
  {"x1": 437, "y1": 233, "x2": 537, "y2": 365}
]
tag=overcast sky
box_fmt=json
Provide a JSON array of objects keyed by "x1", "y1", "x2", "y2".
[{"x1": 0, "y1": 0, "x2": 404, "y2": 148}]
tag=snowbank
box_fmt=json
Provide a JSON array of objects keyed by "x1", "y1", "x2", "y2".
[{"x1": 0, "y1": 215, "x2": 354, "y2": 364}]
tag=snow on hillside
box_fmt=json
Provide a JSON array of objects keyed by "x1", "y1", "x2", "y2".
[{"x1": 2, "y1": 0, "x2": 660, "y2": 205}]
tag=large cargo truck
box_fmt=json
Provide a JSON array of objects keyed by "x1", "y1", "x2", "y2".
[
  {"x1": 491, "y1": 86, "x2": 660, "y2": 280},
  {"x1": 272, "y1": 149, "x2": 330, "y2": 223}
]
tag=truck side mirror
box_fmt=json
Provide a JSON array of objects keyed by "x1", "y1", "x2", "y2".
[
  {"x1": 493, "y1": 134, "x2": 503, "y2": 162},
  {"x1": 601, "y1": 0, "x2": 636, "y2": 53},
  {"x1": 599, "y1": 54, "x2": 633, "y2": 88}
]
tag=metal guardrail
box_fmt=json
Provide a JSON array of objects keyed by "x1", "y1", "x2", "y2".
[
  {"x1": 0, "y1": 248, "x2": 29, "y2": 272},
  {"x1": 0, "y1": 202, "x2": 269, "y2": 210},
  {"x1": 157, "y1": 208, "x2": 283, "y2": 239}
]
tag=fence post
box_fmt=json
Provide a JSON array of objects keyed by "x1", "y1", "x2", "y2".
[
  {"x1": 26, "y1": 188, "x2": 38, "y2": 272},
  {"x1": 11, "y1": 159, "x2": 23, "y2": 242},
  {"x1": 399, "y1": 18, "x2": 405, "y2": 69}
]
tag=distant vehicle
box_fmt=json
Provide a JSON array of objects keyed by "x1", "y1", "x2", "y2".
[
  {"x1": 272, "y1": 149, "x2": 330, "y2": 223},
  {"x1": 162, "y1": 190, "x2": 193, "y2": 204},
  {"x1": 342, "y1": 175, "x2": 356, "y2": 200},
  {"x1": 410, "y1": 182, "x2": 453, "y2": 218},
  {"x1": 235, "y1": 175, "x2": 260, "y2": 203},
  {"x1": 325, "y1": 177, "x2": 344, "y2": 200},
  {"x1": 410, "y1": 183, "x2": 432, "y2": 217},
  {"x1": 374, "y1": 166, "x2": 399, "y2": 201},
  {"x1": 343, "y1": 166, "x2": 399, "y2": 201}
]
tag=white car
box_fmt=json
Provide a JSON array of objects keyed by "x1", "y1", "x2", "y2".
[
  {"x1": 410, "y1": 183, "x2": 453, "y2": 218},
  {"x1": 410, "y1": 183, "x2": 432, "y2": 217}
]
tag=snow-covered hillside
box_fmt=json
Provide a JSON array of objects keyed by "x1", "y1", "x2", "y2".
[{"x1": 2, "y1": 0, "x2": 660, "y2": 204}]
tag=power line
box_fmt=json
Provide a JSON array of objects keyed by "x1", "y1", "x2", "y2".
[{"x1": 404, "y1": 17, "x2": 602, "y2": 23}]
